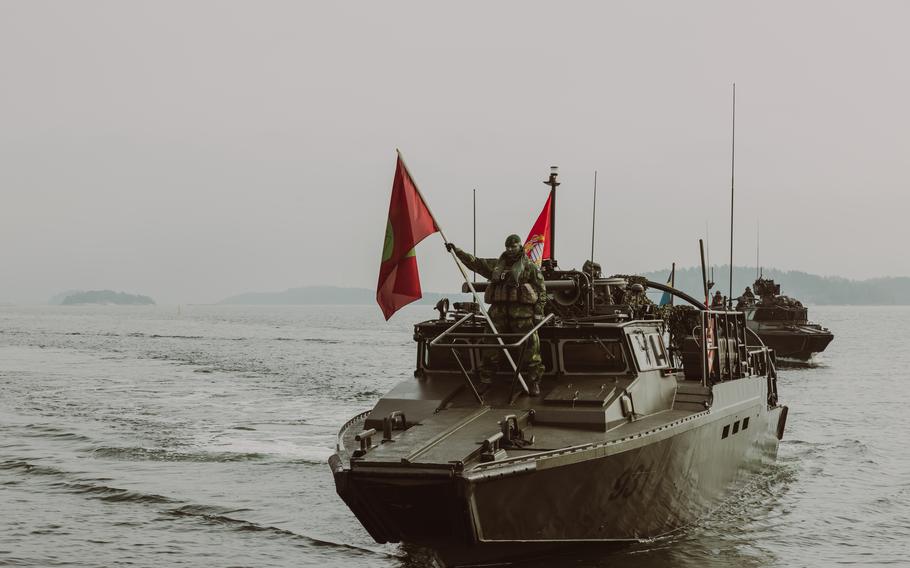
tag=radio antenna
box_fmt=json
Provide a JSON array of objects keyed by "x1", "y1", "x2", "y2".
[
  {"x1": 756, "y1": 219, "x2": 760, "y2": 280},
  {"x1": 706, "y1": 222, "x2": 714, "y2": 291},
  {"x1": 706, "y1": 222, "x2": 710, "y2": 269},
  {"x1": 728, "y1": 83, "x2": 736, "y2": 307},
  {"x1": 589, "y1": 170, "x2": 597, "y2": 276},
  {"x1": 472, "y1": 188, "x2": 477, "y2": 282}
]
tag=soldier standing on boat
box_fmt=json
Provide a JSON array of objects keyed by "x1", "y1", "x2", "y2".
[
  {"x1": 446, "y1": 235, "x2": 547, "y2": 395},
  {"x1": 712, "y1": 290, "x2": 725, "y2": 309},
  {"x1": 736, "y1": 286, "x2": 755, "y2": 310}
]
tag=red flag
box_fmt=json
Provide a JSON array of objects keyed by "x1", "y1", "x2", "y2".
[
  {"x1": 376, "y1": 155, "x2": 439, "y2": 320},
  {"x1": 523, "y1": 194, "x2": 552, "y2": 266}
]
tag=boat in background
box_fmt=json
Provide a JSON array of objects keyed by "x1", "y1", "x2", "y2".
[{"x1": 737, "y1": 277, "x2": 834, "y2": 361}]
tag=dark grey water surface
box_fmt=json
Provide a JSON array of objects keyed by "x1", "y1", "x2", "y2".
[{"x1": 1, "y1": 305, "x2": 907, "y2": 567}]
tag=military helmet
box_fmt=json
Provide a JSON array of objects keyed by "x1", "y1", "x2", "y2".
[{"x1": 505, "y1": 234, "x2": 522, "y2": 247}]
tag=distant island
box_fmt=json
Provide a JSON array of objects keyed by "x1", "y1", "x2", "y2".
[
  {"x1": 219, "y1": 286, "x2": 466, "y2": 306},
  {"x1": 59, "y1": 290, "x2": 156, "y2": 306},
  {"x1": 218, "y1": 268, "x2": 910, "y2": 306}
]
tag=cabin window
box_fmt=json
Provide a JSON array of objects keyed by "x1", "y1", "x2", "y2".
[
  {"x1": 732, "y1": 420, "x2": 740, "y2": 434},
  {"x1": 423, "y1": 341, "x2": 473, "y2": 371},
  {"x1": 630, "y1": 332, "x2": 670, "y2": 371},
  {"x1": 722, "y1": 425, "x2": 730, "y2": 439},
  {"x1": 562, "y1": 340, "x2": 627, "y2": 373},
  {"x1": 742, "y1": 417, "x2": 750, "y2": 430}
]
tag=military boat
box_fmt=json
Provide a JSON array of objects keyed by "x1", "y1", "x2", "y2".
[
  {"x1": 329, "y1": 268, "x2": 788, "y2": 566},
  {"x1": 736, "y1": 277, "x2": 833, "y2": 361}
]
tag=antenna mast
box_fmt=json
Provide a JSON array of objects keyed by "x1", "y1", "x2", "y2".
[
  {"x1": 472, "y1": 188, "x2": 477, "y2": 282},
  {"x1": 756, "y1": 219, "x2": 760, "y2": 280},
  {"x1": 729, "y1": 83, "x2": 736, "y2": 306},
  {"x1": 590, "y1": 170, "x2": 597, "y2": 274},
  {"x1": 706, "y1": 222, "x2": 714, "y2": 291}
]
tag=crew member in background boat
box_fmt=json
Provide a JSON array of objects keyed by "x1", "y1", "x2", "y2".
[
  {"x1": 736, "y1": 286, "x2": 756, "y2": 310},
  {"x1": 712, "y1": 290, "x2": 725, "y2": 309},
  {"x1": 446, "y1": 235, "x2": 547, "y2": 395}
]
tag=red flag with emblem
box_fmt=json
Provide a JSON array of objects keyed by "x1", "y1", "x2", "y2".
[
  {"x1": 705, "y1": 316, "x2": 717, "y2": 376},
  {"x1": 523, "y1": 194, "x2": 552, "y2": 266},
  {"x1": 376, "y1": 155, "x2": 439, "y2": 320},
  {"x1": 704, "y1": 291, "x2": 717, "y2": 376}
]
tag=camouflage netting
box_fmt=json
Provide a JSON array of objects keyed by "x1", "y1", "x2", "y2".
[
  {"x1": 663, "y1": 305, "x2": 700, "y2": 349},
  {"x1": 608, "y1": 274, "x2": 653, "y2": 310},
  {"x1": 609, "y1": 274, "x2": 701, "y2": 348}
]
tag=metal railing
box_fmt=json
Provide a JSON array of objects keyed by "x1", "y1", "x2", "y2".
[{"x1": 428, "y1": 312, "x2": 555, "y2": 404}]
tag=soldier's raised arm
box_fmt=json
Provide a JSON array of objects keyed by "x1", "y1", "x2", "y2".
[
  {"x1": 445, "y1": 243, "x2": 496, "y2": 280},
  {"x1": 531, "y1": 263, "x2": 547, "y2": 320}
]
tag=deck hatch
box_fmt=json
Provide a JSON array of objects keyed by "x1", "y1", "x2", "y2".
[{"x1": 543, "y1": 383, "x2": 617, "y2": 406}]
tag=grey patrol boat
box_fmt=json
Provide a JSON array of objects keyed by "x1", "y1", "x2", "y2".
[
  {"x1": 737, "y1": 276, "x2": 834, "y2": 361},
  {"x1": 329, "y1": 264, "x2": 788, "y2": 566}
]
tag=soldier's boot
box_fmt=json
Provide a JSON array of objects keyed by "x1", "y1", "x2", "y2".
[
  {"x1": 480, "y1": 340, "x2": 504, "y2": 385},
  {"x1": 525, "y1": 360, "x2": 544, "y2": 397},
  {"x1": 527, "y1": 369, "x2": 542, "y2": 396}
]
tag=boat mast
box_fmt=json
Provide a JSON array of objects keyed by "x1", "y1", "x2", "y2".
[{"x1": 544, "y1": 166, "x2": 560, "y2": 266}]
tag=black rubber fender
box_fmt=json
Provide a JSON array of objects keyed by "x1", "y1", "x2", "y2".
[{"x1": 776, "y1": 405, "x2": 789, "y2": 440}]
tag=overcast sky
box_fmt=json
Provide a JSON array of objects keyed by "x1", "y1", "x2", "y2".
[{"x1": 2, "y1": 1, "x2": 908, "y2": 305}]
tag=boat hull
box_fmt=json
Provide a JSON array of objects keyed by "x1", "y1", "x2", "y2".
[
  {"x1": 332, "y1": 399, "x2": 786, "y2": 566},
  {"x1": 754, "y1": 327, "x2": 834, "y2": 360}
]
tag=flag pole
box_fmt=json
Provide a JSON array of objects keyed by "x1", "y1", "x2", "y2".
[
  {"x1": 544, "y1": 166, "x2": 560, "y2": 266},
  {"x1": 670, "y1": 262, "x2": 675, "y2": 306},
  {"x1": 395, "y1": 150, "x2": 530, "y2": 394}
]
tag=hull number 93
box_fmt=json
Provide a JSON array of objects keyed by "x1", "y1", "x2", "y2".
[{"x1": 608, "y1": 464, "x2": 653, "y2": 500}]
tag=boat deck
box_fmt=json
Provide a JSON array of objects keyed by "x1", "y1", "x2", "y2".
[{"x1": 343, "y1": 379, "x2": 709, "y2": 470}]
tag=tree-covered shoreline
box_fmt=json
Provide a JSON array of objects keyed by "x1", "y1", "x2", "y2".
[
  {"x1": 641, "y1": 266, "x2": 910, "y2": 305},
  {"x1": 60, "y1": 290, "x2": 155, "y2": 305}
]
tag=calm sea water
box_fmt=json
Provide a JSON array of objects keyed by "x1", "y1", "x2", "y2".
[{"x1": 1, "y1": 304, "x2": 907, "y2": 567}]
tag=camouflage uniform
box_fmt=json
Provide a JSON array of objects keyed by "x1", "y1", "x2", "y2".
[
  {"x1": 736, "y1": 287, "x2": 755, "y2": 310},
  {"x1": 450, "y1": 235, "x2": 547, "y2": 391},
  {"x1": 711, "y1": 291, "x2": 724, "y2": 308}
]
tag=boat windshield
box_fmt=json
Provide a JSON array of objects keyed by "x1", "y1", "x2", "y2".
[{"x1": 752, "y1": 306, "x2": 807, "y2": 322}]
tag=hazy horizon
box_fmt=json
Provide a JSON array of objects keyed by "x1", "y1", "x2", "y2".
[
  {"x1": 15, "y1": 263, "x2": 907, "y2": 307},
  {"x1": 3, "y1": 1, "x2": 908, "y2": 305}
]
